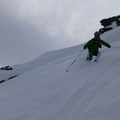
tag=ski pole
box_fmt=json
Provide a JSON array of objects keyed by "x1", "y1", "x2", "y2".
[
  {"x1": 112, "y1": 46, "x2": 120, "y2": 49},
  {"x1": 66, "y1": 49, "x2": 84, "y2": 72}
]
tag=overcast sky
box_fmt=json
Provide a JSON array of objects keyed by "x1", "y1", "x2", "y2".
[{"x1": 0, "y1": 0, "x2": 120, "y2": 67}]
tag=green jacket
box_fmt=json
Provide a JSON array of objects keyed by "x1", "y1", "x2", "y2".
[{"x1": 84, "y1": 38, "x2": 111, "y2": 54}]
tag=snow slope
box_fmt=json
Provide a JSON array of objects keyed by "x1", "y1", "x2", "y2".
[{"x1": 0, "y1": 27, "x2": 120, "y2": 120}]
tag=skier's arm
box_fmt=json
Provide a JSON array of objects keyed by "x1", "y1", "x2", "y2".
[
  {"x1": 83, "y1": 43, "x2": 88, "y2": 49},
  {"x1": 83, "y1": 40, "x2": 93, "y2": 49},
  {"x1": 101, "y1": 40, "x2": 111, "y2": 48}
]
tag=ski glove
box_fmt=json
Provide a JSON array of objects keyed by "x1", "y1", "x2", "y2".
[
  {"x1": 83, "y1": 46, "x2": 87, "y2": 49},
  {"x1": 108, "y1": 45, "x2": 111, "y2": 48}
]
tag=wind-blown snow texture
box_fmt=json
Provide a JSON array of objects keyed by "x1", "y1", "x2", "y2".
[{"x1": 0, "y1": 27, "x2": 120, "y2": 120}]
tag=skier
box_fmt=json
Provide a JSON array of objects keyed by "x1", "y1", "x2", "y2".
[{"x1": 83, "y1": 31, "x2": 111, "y2": 62}]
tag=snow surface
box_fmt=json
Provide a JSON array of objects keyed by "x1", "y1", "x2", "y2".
[
  {"x1": 0, "y1": 27, "x2": 120, "y2": 120},
  {"x1": 106, "y1": 21, "x2": 117, "y2": 29}
]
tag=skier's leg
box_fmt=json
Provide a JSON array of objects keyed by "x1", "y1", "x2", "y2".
[
  {"x1": 94, "y1": 52, "x2": 101, "y2": 62},
  {"x1": 89, "y1": 52, "x2": 93, "y2": 60},
  {"x1": 86, "y1": 51, "x2": 93, "y2": 61}
]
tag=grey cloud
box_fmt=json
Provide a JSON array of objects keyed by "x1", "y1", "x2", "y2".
[
  {"x1": 0, "y1": 9, "x2": 64, "y2": 66},
  {"x1": 0, "y1": 0, "x2": 120, "y2": 66}
]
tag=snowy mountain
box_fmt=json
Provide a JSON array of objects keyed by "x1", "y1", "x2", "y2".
[{"x1": 0, "y1": 26, "x2": 120, "y2": 120}]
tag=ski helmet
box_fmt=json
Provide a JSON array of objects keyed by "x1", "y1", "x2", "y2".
[{"x1": 94, "y1": 31, "x2": 100, "y2": 36}]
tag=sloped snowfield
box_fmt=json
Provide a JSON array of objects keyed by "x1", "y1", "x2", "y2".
[{"x1": 0, "y1": 27, "x2": 120, "y2": 120}]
